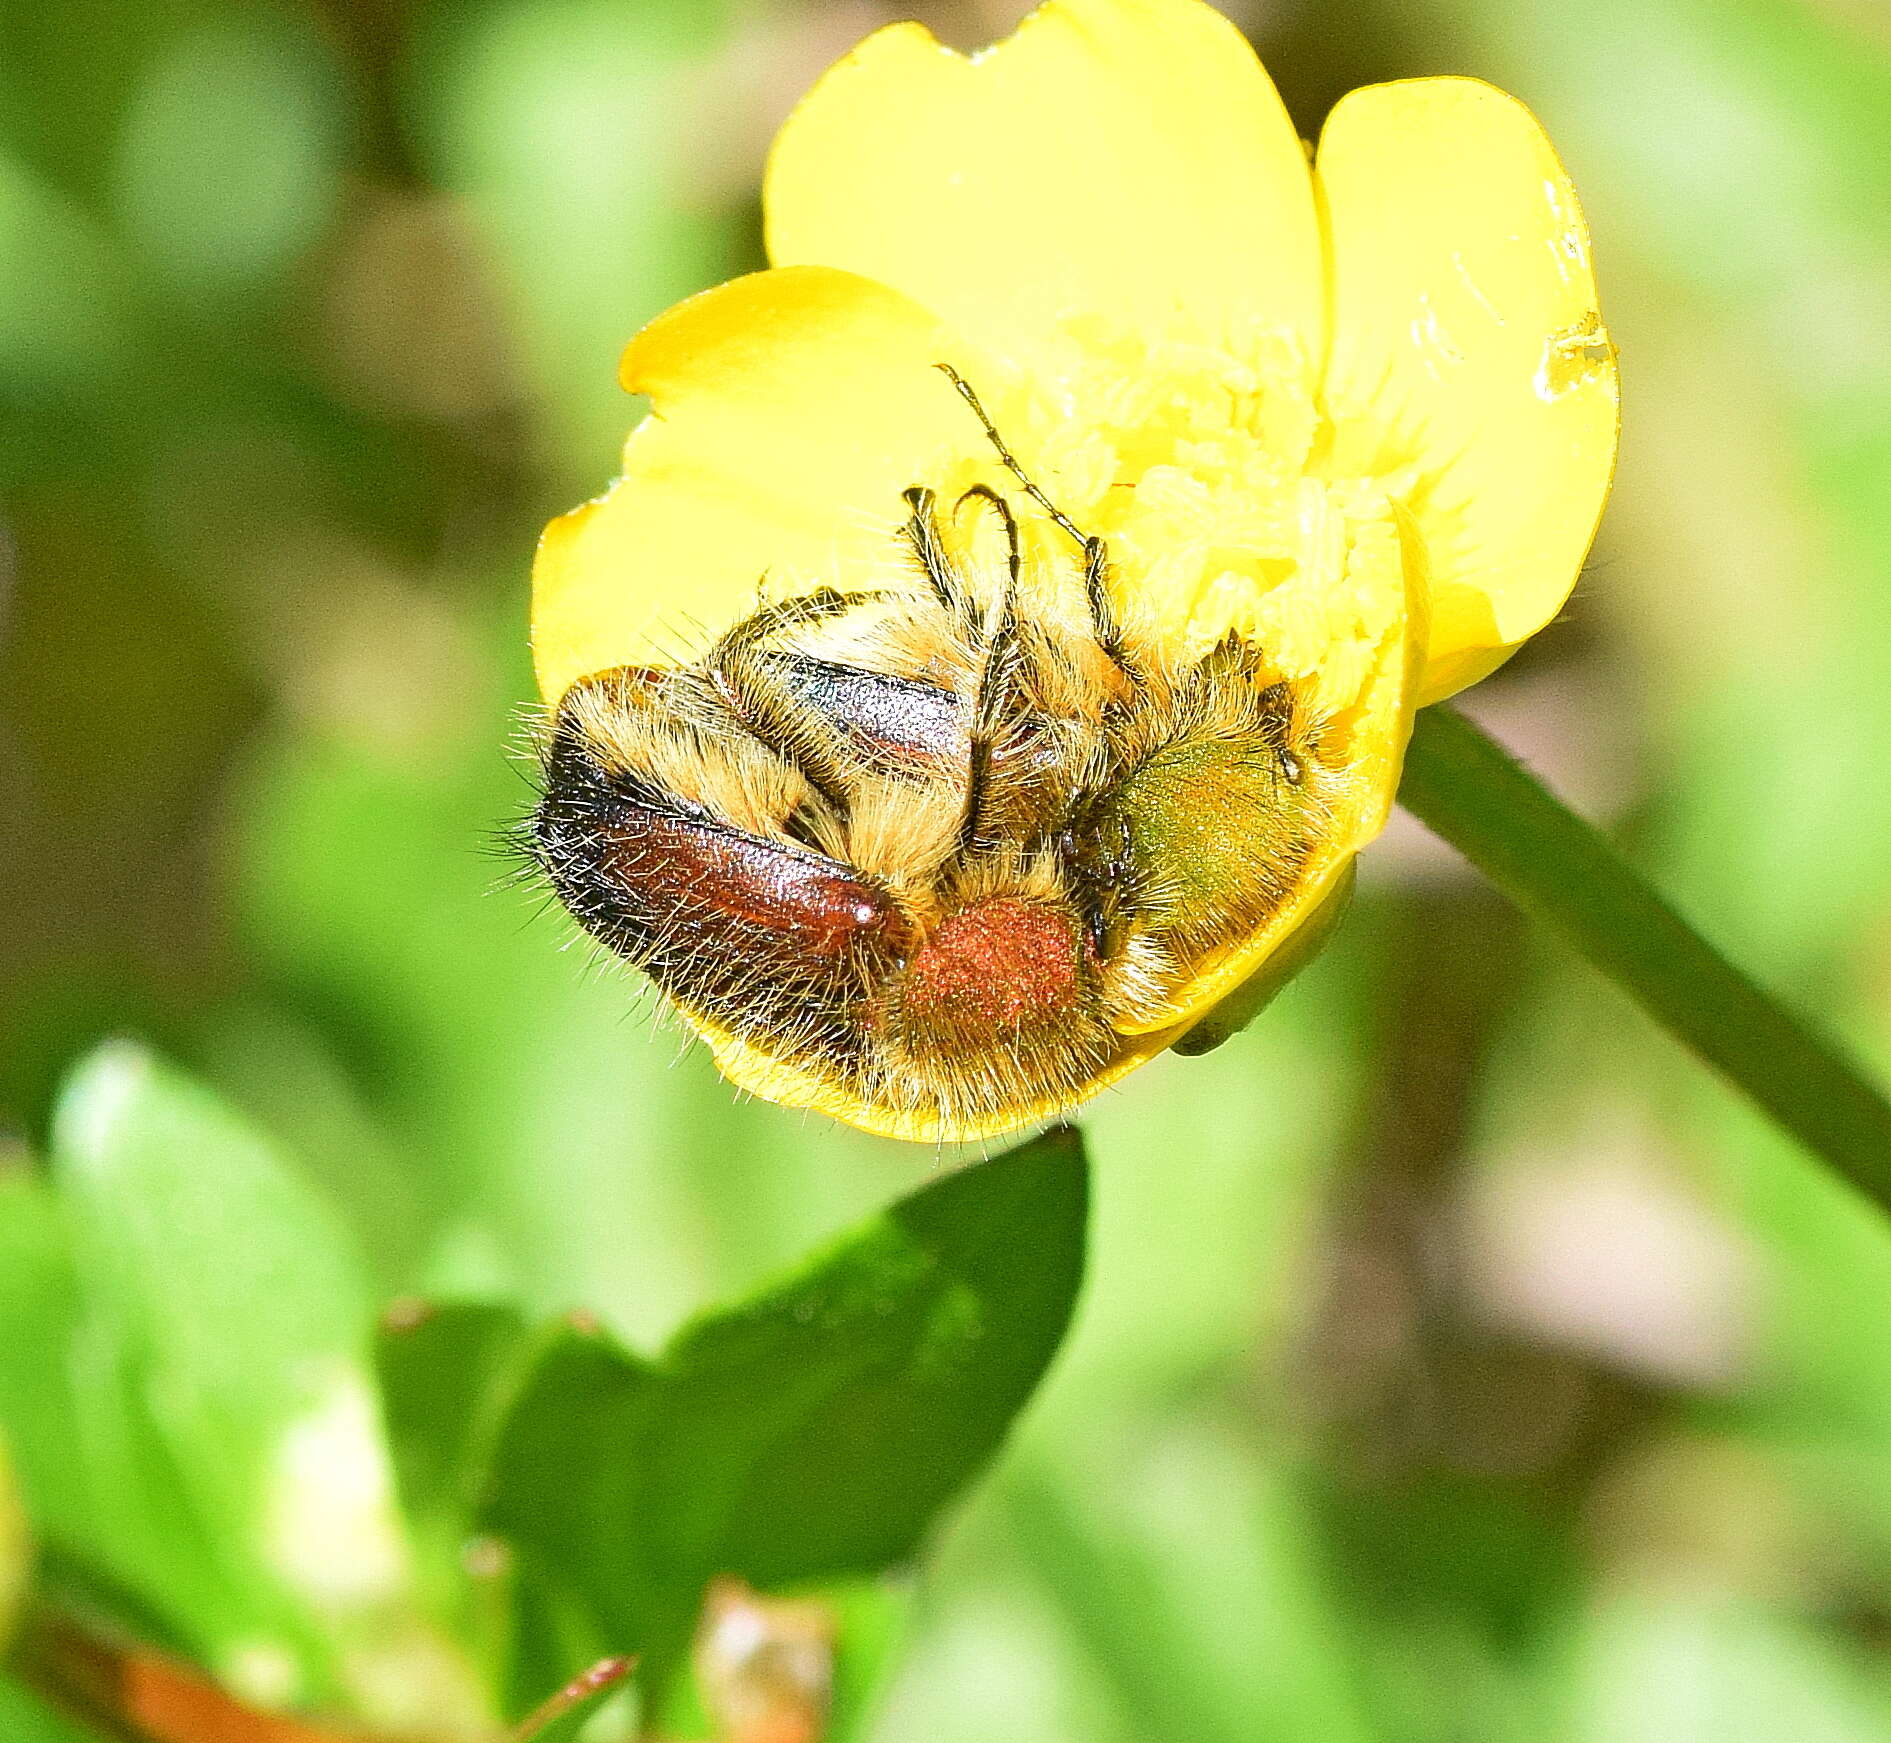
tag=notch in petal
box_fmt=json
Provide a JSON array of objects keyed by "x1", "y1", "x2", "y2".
[
  {"x1": 1316, "y1": 77, "x2": 1619, "y2": 704},
  {"x1": 765, "y1": 0, "x2": 1324, "y2": 359}
]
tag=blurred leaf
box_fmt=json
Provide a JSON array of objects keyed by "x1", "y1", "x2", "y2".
[
  {"x1": 1002, "y1": 1434, "x2": 1375, "y2": 1743},
  {"x1": 375, "y1": 1299, "x2": 531, "y2": 1557},
  {"x1": 412, "y1": 0, "x2": 749, "y2": 481},
  {"x1": 0, "y1": 1677, "x2": 97, "y2": 1743},
  {"x1": 0, "y1": 1168, "x2": 85, "y2": 1543},
  {"x1": 0, "y1": 0, "x2": 192, "y2": 204},
  {"x1": 1556, "y1": 1591, "x2": 1891, "y2": 1743},
  {"x1": 480, "y1": 1126, "x2": 1089, "y2": 1710},
  {"x1": 202, "y1": 1009, "x2": 437, "y2": 1295},
  {"x1": 52, "y1": 1041, "x2": 376, "y2": 1504},
  {"x1": 0, "y1": 1437, "x2": 28, "y2": 1650},
  {"x1": 0, "y1": 153, "x2": 141, "y2": 412},
  {"x1": 47, "y1": 1042, "x2": 407, "y2": 1702},
  {"x1": 820, "y1": 1577, "x2": 915, "y2": 1743},
  {"x1": 110, "y1": 13, "x2": 347, "y2": 306},
  {"x1": 0, "y1": 1164, "x2": 234, "y2": 1684}
]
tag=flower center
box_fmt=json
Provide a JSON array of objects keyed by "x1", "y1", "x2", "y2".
[{"x1": 930, "y1": 311, "x2": 1412, "y2": 722}]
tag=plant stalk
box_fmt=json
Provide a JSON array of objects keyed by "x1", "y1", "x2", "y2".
[
  {"x1": 1397, "y1": 704, "x2": 1891, "y2": 1211},
  {"x1": 7, "y1": 1600, "x2": 375, "y2": 1743}
]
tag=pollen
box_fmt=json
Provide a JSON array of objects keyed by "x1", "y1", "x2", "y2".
[
  {"x1": 898, "y1": 897, "x2": 1087, "y2": 1037},
  {"x1": 929, "y1": 311, "x2": 1409, "y2": 718}
]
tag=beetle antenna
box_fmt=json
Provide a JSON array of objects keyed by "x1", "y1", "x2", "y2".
[
  {"x1": 937, "y1": 363, "x2": 1089, "y2": 551},
  {"x1": 937, "y1": 363, "x2": 1126, "y2": 661}
]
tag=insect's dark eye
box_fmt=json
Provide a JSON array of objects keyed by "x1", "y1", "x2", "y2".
[
  {"x1": 1058, "y1": 802, "x2": 1132, "y2": 959},
  {"x1": 1256, "y1": 680, "x2": 1305, "y2": 785}
]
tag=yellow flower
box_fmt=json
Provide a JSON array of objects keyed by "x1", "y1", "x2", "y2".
[{"x1": 529, "y1": 0, "x2": 1618, "y2": 1142}]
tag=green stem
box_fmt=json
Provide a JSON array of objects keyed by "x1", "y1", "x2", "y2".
[{"x1": 1397, "y1": 705, "x2": 1891, "y2": 1211}]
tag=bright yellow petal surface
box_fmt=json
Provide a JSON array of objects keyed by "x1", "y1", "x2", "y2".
[
  {"x1": 764, "y1": 0, "x2": 1323, "y2": 360},
  {"x1": 532, "y1": 265, "x2": 969, "y2": 705},
  {"x1": 1315, "y1": 78, "x2": 1619, "y2": 704}
]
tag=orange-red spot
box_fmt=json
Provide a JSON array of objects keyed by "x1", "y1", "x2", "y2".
[
  {"x1": 123, "y1": 1652, "x2": 364, "y2": 1743},
  {"x1": 900, "y1": 898, "x2": 1085, "y2": 1034}
]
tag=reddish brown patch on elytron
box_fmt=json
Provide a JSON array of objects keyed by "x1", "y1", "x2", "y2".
[
  {"x1": 899, "y1": 897, "x2": 1086, "y2": 1037},
  {"x1": 598, "y1": 804, "x2": 916, "y2": 970}
]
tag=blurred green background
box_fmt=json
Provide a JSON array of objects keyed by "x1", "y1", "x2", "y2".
[{"x1": 4, "y1": 0, "x2": 1891, "y2": 1736}]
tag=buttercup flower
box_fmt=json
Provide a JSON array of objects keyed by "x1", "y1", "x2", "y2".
[{"x1": 528, "y1": 0, "x2": 1618, "y2": 1142}]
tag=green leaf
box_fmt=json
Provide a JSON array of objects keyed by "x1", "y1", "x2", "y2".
[
  {"x1": 375, "y1": 1299, "x2": 531, "y2": 1555},
  {"x1": 46, "y1": 1042, "x2": 404, "y2": 1701},
  {"x1": 0, "y1": 1437, "x2": 27, "y2": 1651},
  {"x1": 819, "y1": 1577, "x2": 916, "y2": 1743},
  {"x1": 0, "y1": 1169, "x2": 85, "y2": 1548},
  {"x1": 480, "y1": 1319, "x2": 664, "y2": 1713},
  {"x1": 478, "y1": 1126, "x2": 1089, "y2": 1711},
  {"x1": 666, "y1": 1122, "x2": 1088, "y2": 1585},
  {"x1": 1555, "y1": 1592, "x2": 1891, "y2": 1743},
  {"x1": 0, "y1": 1677, "x2": 96, "y2": 1743}
]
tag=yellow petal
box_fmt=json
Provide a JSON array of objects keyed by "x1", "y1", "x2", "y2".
[
  {"x1": 1315, "y1": 77, "x2": 1619, "y2": 704},
  {"x1": 532, "y1": 265, "x2": 968, "y2": 705},
  {"x1": 764, "y1": 0, "x2": 1323, "y2": 359}
]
